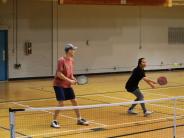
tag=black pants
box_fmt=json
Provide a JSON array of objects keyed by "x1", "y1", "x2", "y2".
[{"x1": 129, "y1": 89, "x2": 147, "y2": 113}]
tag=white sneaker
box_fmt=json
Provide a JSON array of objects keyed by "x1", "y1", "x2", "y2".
[
  {"x1": 50, "y1": 120, "x2": 61, "y2": 128},
  {"x1": 77, "y1": 118, "x2": 89, "y2": 126},
  {"x1": 144, "y1": 111, "x2": 153, "y2": 117},
  {"x1": 128, "y1": 110, "x2": 138, "y2": 115}
]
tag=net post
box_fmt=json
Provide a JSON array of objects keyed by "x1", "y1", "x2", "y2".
[
  {"x1": 9, "y1": 108, "x2": 16, "y2": 138},
  {"x1": 9, "y1": 108, "x2": 25, "y2": 138},
  {"x1": 173, "y1": 98, "x2": 177, "y2": 138}
]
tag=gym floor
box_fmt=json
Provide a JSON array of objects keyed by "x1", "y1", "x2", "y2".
[{"x1": 0, "y1": 71, "x2": 184, "y2": 138}]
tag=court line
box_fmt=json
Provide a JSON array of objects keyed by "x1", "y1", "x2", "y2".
[
  {"x1": 12, "y1": 102, "x2": 107, "y2": 138},
  {"x1": 7, "y1": 89, "x2": 183, "y2": 111},
  {"x1": 80, "y1": 94, "x2": 184, "y2": 112},
  {"x1": 46, "y1": 118, "x2": 184, "y2": 138},
  {"x1": 5, "y1": 87, "x2": 183, "y2": 111},
  {"x1": 141, "y1": 90, "x2": 184, "y2": 105},
  {"x1": 0, "y1": 125, "x2": 28, "y2": 137},
  {"x1": 144, "y1": 85, "x2": 184, "y2": 90},
  {"x1": 44, "y1": 116, "x2": 184, "y2": 138},
  {"x1": 105, "y1": 94, "x2": 184, "y2": 111},
  {"x1": 0, "y1": 93, "x2": 173, "y2": 105},
  {"x1": 12, "y1": 98, "x2": 184, "y2": 138},
  {"x1": 105, "y1": 115, "x2": 184, "y2": 130},
  {"x1": 17, "y1": 114, "x2": 184, "y2": 138},
  {"x1": 0, "y1": 84, "x2": 184, "y2": 104},
  {"x1": 28, "y1": 84, "x2": 184, "y2": 95},
  {"x1": 142, "y1": 91, "x2": 170, "y2": 97},
  {"x1": 108, "y1": 124, "x2": 184, "y2": 138},
  {"x1": 12, "y1": 102, "x2": 107, "y2": 127},
  {"x1": 1, "y1": 84, "x2": 183, "y2": 137},
  {"x1": 0, "y1": 97, "x2": 56, "y2": 104},
  {"x1": 17, "y1": 126, "x2": 103, "y2": 138},
  {"x1": 14, "y1": 99, "x2": 184, "y2": 138}
]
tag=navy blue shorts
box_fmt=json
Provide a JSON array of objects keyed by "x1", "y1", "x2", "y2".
[{"x1": 53, "y1": 86, "x2": 76, "y2": 101}]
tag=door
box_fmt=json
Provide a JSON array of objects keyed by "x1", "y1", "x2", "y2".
[{"x1": 0, "y1": 30, "x2": 8, "y2": 81}]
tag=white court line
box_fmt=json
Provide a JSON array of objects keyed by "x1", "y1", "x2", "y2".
[
  {"x1": 12, "y1": 102, "x2": 107, "y2": 127},
  {"x1": 104, "y1": 115, "x2": 184, "y2": 128},
  {"x1": 8, "y1": 86, "x2": 184, "y2": 113},
  {"x1": 137, "y1": 85, "x2": 183, "y2": 98},
  {"x1": 16, "y1": 114, "x2": 184, "y2": 138},
  {"x1": 14, "y1": 100, "x2": 184, "y2": 138},
  {"x1": 16, "y1": 127, "x2": 100, "y2": 138},
  {"x1": 101, "y1": 94, "x2": 184, "y2": 111},
  {"x1": 0, "y1": 84, "x2": 183, "y2": 105},
  {"x1": 141, "y1": 85, "x2": 184, "y2": 98},
  {"x1": 7, "y1": 85, "x2": 184, "y2": 138},
  {"x1": 12, "y1": 98, "x2": 184, "y2": 138},
  {"x1": 142, "y1": 91, "x2": 170, "y2": 97},
  {"x1": 12, "y1": 102, "x2": 107, "y2": 138},
  {"x1": 144, "y1": 85, "x2": 184, "y2": 90},
  {"x1": 12, "y1": 102, "x2": 77, "y2": 121},
  {"x1": 81, "y1": 94, "x2": 184, "y2": 112},
  {"x1": 0, "y1": 98, "x2": 55, "y2": 104}
]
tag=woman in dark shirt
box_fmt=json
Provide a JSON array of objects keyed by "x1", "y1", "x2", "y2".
[{"x1": 125, "y1": 58, "x2": 157, "y2": 116}]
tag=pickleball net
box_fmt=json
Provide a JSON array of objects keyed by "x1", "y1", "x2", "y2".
[{"x1": 9, "y1": 96, "x2": 184, "y2": 138}]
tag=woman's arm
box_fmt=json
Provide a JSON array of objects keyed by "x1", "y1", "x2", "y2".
[
  {"x1": 143, "y1": 77, "x2": 157, "y2": 84},
  {"x1": 143, "y1": 77, "x2": 157, "y2": 88}
]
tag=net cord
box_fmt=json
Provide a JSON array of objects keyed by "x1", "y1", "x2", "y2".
[{"x1": 24, "y1": 96, "x2": 184, "y2": 112}]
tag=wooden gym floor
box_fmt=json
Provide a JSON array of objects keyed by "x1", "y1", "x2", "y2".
[{"x1": 0, "y1": 71, "x2": 184, "y2": 138}]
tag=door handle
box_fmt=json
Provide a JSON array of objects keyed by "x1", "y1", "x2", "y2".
[{"x1": 2, "y1": 50, "x2": 5, "y2": 61}]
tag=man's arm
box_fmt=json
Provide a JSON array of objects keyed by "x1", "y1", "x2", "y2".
[
  {"x1": 57, "y1": 72, "x2": 76, "y2": 85},
  {"x1": 71, "y1": 75, "x2": 77, "y2": 81}
]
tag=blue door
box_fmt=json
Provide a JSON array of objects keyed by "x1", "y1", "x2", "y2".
[{"x1": 0, "y1": 30, "x2": 8, "y2": 81}]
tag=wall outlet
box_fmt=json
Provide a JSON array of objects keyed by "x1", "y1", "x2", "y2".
[
  {"x1": 139, "y1": 45, "x2": 142, "y2": 49},
  {"x1": 161, "y1": 61, "x2": 164, "y2": 65},
  {"x1": 14, "y1": 64, "x2": 21, "y2": 69},
  {"x1": 86, "y1": 40, "x2": 90, "y2": 46},
  {"x1": 85, "y1": 68, "x2": 89, "y2": 72}
]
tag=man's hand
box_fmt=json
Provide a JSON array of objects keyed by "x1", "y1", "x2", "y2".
[
  {"x1": 57, "y1": 72, "x2": 77, "y2": 85},
  {"x1": 71, "y1": 76, "x2": 78, "y2": 85},
  {"x1": 68, "y1": 79, "x2": 77, "y2": 85},
  {"x1": 72, "y1": 77, "x2": 77, "y2": 82}
]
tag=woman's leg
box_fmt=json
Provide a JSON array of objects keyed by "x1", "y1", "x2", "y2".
[{"x1": 129, "y1": 89, "x2": 147, "y2": 113}]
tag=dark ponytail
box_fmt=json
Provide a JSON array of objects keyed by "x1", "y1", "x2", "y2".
[{"x1": 138, "y1": 58, "x2": 145, "y2": 67}]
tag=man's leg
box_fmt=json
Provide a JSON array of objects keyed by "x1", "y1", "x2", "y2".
[
  {"x1": 53, "y1": 101, "x2": 64, "y2": 120},
  {"x1": 65, "y1": 87, "x2": 89, "y2": 125},
  {"x1": 51, "y1": 86, "x2": 65, "y2": 128},
  {"x1": 70, "y1": 99, "x2": 81, "y2": 119},
  {"x1": 70, "y1": 99, "x2": 89, "y2": 125},
  {"x1": 51, "y1": 101, "x2": 64, "y2": 128}
]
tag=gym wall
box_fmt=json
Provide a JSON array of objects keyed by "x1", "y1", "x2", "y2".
[{"x1": 0, "y1": 0, "x2": 184, "y2": 78}]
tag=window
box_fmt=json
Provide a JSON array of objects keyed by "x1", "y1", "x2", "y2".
[{"x1": 168, "y1": 27, "x2": 184, "y2": 44}]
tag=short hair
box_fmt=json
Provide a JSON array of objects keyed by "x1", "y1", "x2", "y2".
[{"x1": 65, "y1": 48, "x2": 71, "y2": 53}]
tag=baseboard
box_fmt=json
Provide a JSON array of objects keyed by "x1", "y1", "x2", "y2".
[
  {"x1": 77, "y1": 68, "x2": 184, "y2": 76},
  {"x1": 8, "y1": 68, "x2": 184, "y2": 80},
  {"x1": 9, "y1": 76, "x2": 54, "y2": 81}
]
